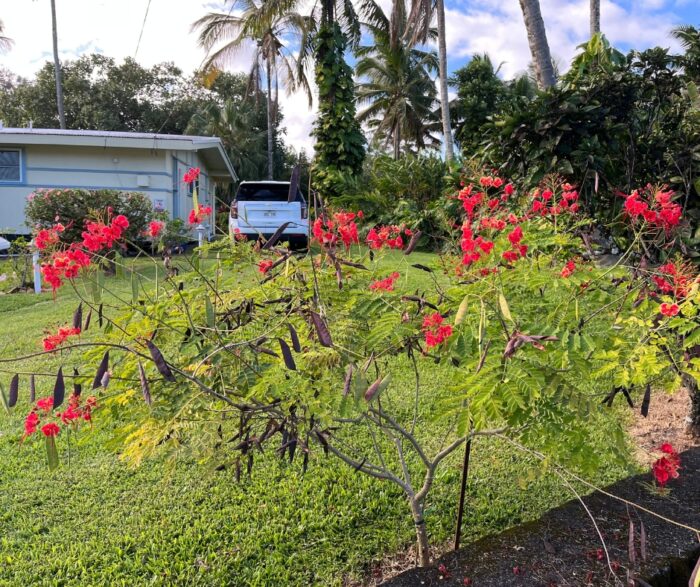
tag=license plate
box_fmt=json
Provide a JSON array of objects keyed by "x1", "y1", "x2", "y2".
[{"x1": 264, "y1": 211, "x2": 276, "y2": 217}]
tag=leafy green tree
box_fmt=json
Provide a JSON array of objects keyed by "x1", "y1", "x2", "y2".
[
  {"x1": 192, "y1": 0, "x2": 313, "y2": 180},
  {"x1": 355, "y1": 0, "x2": 439, "y2": 159},
  {"x1": 672, "y1": 24, "x2": 700, "y2": 81}
]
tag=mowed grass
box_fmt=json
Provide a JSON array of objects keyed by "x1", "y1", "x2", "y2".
[{"x1": 0, "y1": 250, "x2": 632, "y2": 586}]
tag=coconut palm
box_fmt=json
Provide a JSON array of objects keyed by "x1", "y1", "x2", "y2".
[
  {"x1": 405, "y1": 0, "x2": 455, "y2": 161},
  {"x1": 590, "y1": 0, "x2": 600, "y2": 37},
  {"x1": 192, "y1": 1, "x2": 313, "y2": 180},
  {"x1": 0, "y1": 19, "x2": 13, "y2": 53},
  {"x1": 672, "y1": 25, "x2": 700, "y2": 80},
  {"x1": 49, "y1": 0, "x2": 66, "y2": 128},
  {"x1": 517, "y1": 0, "x2": 556, "y2": 89},
  {"x1": 356, "y1": 0, "x2": 439, "y2": 158}
]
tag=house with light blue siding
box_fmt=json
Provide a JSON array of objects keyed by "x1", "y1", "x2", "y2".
[{"x1": 0, "y1": 127, "x2": 237, "y2": 235}]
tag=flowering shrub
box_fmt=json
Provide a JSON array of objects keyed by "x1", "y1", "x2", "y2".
[
  {"x1": 5, "y1": 168, "x2": 699, "y2": 567},
  {"x1": 25, "y1": 188, "x2": 153, "y2": 244}
]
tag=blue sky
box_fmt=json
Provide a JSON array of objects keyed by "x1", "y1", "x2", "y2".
[{"x1": 1, "y1": 0, "x2": 698, "y2": 150}]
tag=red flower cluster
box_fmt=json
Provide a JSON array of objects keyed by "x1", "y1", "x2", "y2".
[
  {"x1": 42, "y1": 325, "x2": 81, "y2": 351},
  {"x1": 369, "y1": 272, "x2": 400, "y2": 292},
  {"x1": 502, "y1": 225, "x2": 528, "y2": 264},
  {"x1": 561, "y1": 260, "x2": 576, "y2": 278},
  {"x1": 652, "y1": 443, "x2": 681, "y2": 487},
  {"x1": 188, "y1": 206, "x2": 212, "y2": 225},
  {"x1": 183, "y1": 167, "x2": 201, "y2": 184},
  {"x1": 41, "y1": 245, "x2": 92, "y2": 292},
  {"x1": 460, "y1": 225, "x2": 494, "y2": 266},
  {"x1": 530, "y1": 184, "x2": 579, "y2": 216},
  {"x1": 35, "y1": 223, "x2": 65, "y2": 250},
  {"x1": 366, "y1": 225, "x2": 412, "y2": 250},
  {"x1": 652, "y1": 261, "x2": 694, "y2": 299},
  {"x1": 81, "y1": 215, "x2": 129, "y2": 252},
  {"x1": 258, "y1": 260, "x2": 273, "y2": 274},
  {"x1": 660, "y1": 302, "x2": 680, "y2": 317},
  {"x1": 144, "y1": 221, "x2": 165, "y2": 238},
  {"x1": 422, "y1": 313, "x2": 453, "y2": 348},
  {"x1": 23, "y1": 394, "x2": 97, "y2": 441},
  {"x1": 623, "y1": 186, "x2": 682, "y2": 231},
  {"x1": 312, "y1": 211, "x2": 362, "y2": 249}
]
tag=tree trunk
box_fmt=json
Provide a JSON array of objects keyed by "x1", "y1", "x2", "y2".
[
  {"x1": 435, "y1": 0, "x2": 455, "y2": 162},
  {"x1": 682, "y1": 373, "x2": 700, "y2": 437},
  {"x1": 393, "y1": 127, "x2": 400, "y2": 160},
  {"x1": 50, "y1": 0, "x2": 66, "y2": 129},
  {"x1": 518, "y1": 0, "x2": 556, "y2": 90},
  {"x1": 265, "y1": 59, "x2": 274, "y2": 180},
  {"x1": 590, "y1": 0, "x2": 600, "y2": 37},
  {"x1": 410, "y1": 498, "x2": 430, "y2": 567}
]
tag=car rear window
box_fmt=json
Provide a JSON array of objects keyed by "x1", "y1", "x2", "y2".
[{"x1": 236, "y1": 184, "x2": 304, "y2": 202}]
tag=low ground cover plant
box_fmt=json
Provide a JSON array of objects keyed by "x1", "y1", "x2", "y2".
[{"x1": 3, "y1": 168, "x2": 698, "y2": 576}]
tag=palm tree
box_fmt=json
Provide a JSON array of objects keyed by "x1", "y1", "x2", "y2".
[
  {"x1": 672, "y1": 25, "x2": 700, "y2": 80},
  {"x1": 192, "y1": 1, "x2": 313, "y2": 180},
  {"x1": 356, "y1": 0, "x2": 439, "y2": 158},
  {"x1": 405, "y1": 0, "x2": 455, "y2": 161},
  {"x1": 0, "y1": 19, "x2": 13, "y2": 53},
  {"x1": 590, "y1": 0, "x2": 600, "y2": 37},
  {"x1": 49, "y1": 0, "x2": 66, "y2": 128},
  {"x1": 517, "y1": 0, "x2": 556, "y2": 89}
]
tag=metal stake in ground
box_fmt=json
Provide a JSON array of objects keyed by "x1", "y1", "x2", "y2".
[{"x1": 454, "y1": 437, "x2": 473, "y2": 551}]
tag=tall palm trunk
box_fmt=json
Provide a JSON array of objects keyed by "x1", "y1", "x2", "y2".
[
  {"x1": 590, "y1": 0, "x2": 600, "y2": 37},
  {"x1": 50, "y1": 0, "x2": 66, "y2": 129},
  {"x1": 518, "y1": 0, "x2": 556, "y2": 90},
  {"x1": 435, "y1": 0, "x2": 454, "y2": 162},
  {"x1": 393, "y1": 127, "x2": 401, "y2": 160},
  {"x1": 265, "y1": 59, "x2": 274, "y2": 180}
]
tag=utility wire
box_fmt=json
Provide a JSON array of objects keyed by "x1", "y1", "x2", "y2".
[{"x1": 134, "y1": 0, "x2": 153, "y2": 58}]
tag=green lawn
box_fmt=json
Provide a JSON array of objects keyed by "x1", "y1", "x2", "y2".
[{"x1": 0, "y1": 251, "x2": 633, "y2": 586}]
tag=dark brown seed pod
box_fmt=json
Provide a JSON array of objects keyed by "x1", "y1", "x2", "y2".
[
  {"x1": 83, "y1": 310, "x2": 92, "y2": 331},
  {"x1": 403, "y1": 230, "x2": 422, "y2": 255},
  {"x1": 29, "y1": 374, "x2": 36, "y2": 403},
  {"x1": 98, "y1": 303, "x2": 104, "y2": 328},
  {"x1": 364, "y1": 377, "x2": 382, "y2": 402},
  {"x1": 8, "y1": 374, "x2": 18, "y2": 408},
  {"x1": 278, "y1": 339, "x2": 296, "y2": 370},
  {"x1": 72, "y1": 303, "x2": 83, "y2": 331},
  {"x1": 338, "y1": 259, "x2": 369, "y2": 271},
  {"x1": 343, "y1": 365, "x2": 353, "y2": 397},
  {"x1": 256, "y1": 346, "x2": 279, "y2": 358},
  {"x1": 641, "y1": 383, "x2": 651, "y2": 417},
  {"x1": 262, "y1": 222, "x2": 291, "y2": 250},
  {"x1": 53, "y1": 367, "x2": 65, "y2": 408},
  {"x1": 138, "y1": 361, "x2": 152, "y2": 406},
  {"x1": 287, "y1": 324, "x2": 301, "y2": 352},
  {"x1": 411, "y1": 263, "x2": 433, "y2": 272},
  {"x1": 73, "y1": 368, "x2": 81, "y2": 397},
  {"x1": 146, "y1": 340, "x2": 176, "y2": 382},
  {"x1": 310, "y1": 311, "x2": 332, "y2": 347},
  {"x1": 621, "y1": 387, "x2": 634, "y2": 408},
  {"x1": 92, "y1": 351, "x2": 109, "y2": 389}
]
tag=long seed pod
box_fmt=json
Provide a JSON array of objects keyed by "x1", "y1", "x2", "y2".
[
  {"x1": 92, "y1": 351, "x2": 109, "y2": 389},
  {"x1": 83, "y1": 310, "x2": 92, "y2": 332},
  {"x1": 53, "y1": 367, "x2": 65, "y2": 408},
  {"x1": 98, "y1": 303, "x2": 104, "y2": 328},
  {"x1": 641, "y1": 384, "x2": 651, "y2": 417},
  {"x1": 403, "y1": 230, "x2": 422, "y2": 255},
  {"x1": 278, "y1": 338, "x2": 296, "y2": 370},
  {"x1": 146, "y1": 340, "x2": 176, "y2": 382},
  {"x1": 138, "y1": 361, "x2": 152, "y2": 406},
  {"x1": 29, "y1": 374, "x2": 36, "y2": 403},
  {"x1": 364, "y1": 377, "x2": 382, "y2": 402},
  {"x1": 287, "y1": 324, "x2": 301, "y2": 352},
  {"x1": 334, "y1": 261, "x2": 343, "y2": 290},
  {"x1": 411, "y1": 263, "x2": 432, "y2": 272},
  {"x1": 310, "y1": 311, "x2": 332, "y2": 347},
  {"x1": 8, "y1": 374, "x2": 18, "y2": 408},
  {"x1": 73, "y1": 368, "x2": 81, "y2": 397},
  {"x1": 72, "y1": 303, "x2": 83, "y2": 331},
  {"x1": 101, "y1": 371, "x2": 111, "y2": 389},
  {"x1": 343, "y1": 365, "x2": 353, "y2": 397},
  {"x1": 262, "y1": 222, "x2": 291, "y2": 250}
]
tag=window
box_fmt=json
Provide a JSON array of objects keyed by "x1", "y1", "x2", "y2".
[{"x1": 0, "y1": 149, "x2": 21, "y2": 183}]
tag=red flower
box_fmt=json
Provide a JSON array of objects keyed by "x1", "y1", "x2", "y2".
[
  {"x1": 369, "y1": 272, "x2": 400, "y2": 292},
  {"x1": 561, "y1": 260, "x2": 575, "y2": 278},
  {"x1": 652, "y1": 443, "x2": 680, "y2": 487},
  {"x1": 504, "y1": 183, "x2": 514, "y2": 196},
  {"x1": 507, "y1": 225, "x2": 523, "y2": 246},
  {"x1": 502, "y1": 250, "x2": 519, "y2": 263},
  {"x1": 41, "y1": 422, "x2": 60, "y2": 437},
  {"x1": 258, "y1": 260, "x2": 274, "y2": 274},
  {"x1": 422, "y1": 313, "x2": 453, "y2": 348},
  {"x1": 188, "y1": 206, "x2": 213, "y2": 226},
  {"x1": 36, "y1": 397, "x2": 54, "y2": 412},
  {"x1": 42, "y1": 325, "x2": 81, "y2": 351},
  {"x1": 146, "y1": 221, "x2": 164, "y2": 238},
  {"x1": 183, "y1": 167, "x2": 201, "y2": 184},
  {"x1": 660, "y1": 303, "x2": 679, "y2": 317},
  {"x1": 24, "y1": 412, "x2": 39, "y2": 437}
]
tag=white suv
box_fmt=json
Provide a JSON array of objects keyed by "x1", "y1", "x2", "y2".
[{"x1": 229, "y1": 181, "x2": 309, "y2": 248}]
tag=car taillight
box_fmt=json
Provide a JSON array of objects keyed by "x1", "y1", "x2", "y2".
[
  {"x1": 301, "y1": 203, "x2": 308, "y2": 219},
  {"x1": 230, "y1": 202, "x2": 238, "y2": 219}
]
